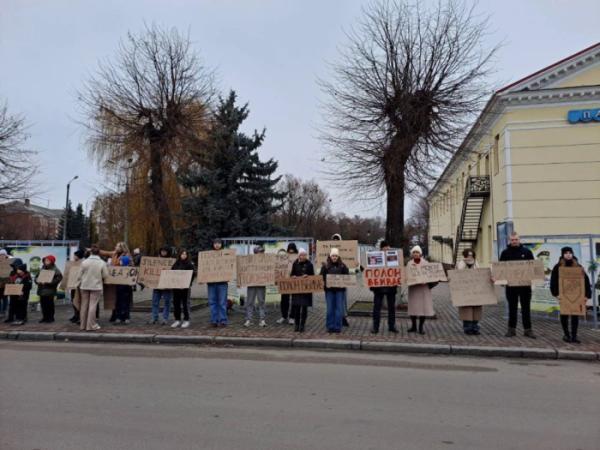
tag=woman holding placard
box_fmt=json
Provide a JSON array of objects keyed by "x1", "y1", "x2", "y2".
[
  {"x1": 7, "y1": 262, "x2": 32, "y2": 325},
  {"x1": 456, "y1": 248, "x2": 483, "y2": 335},
  {"x1": 321, "y1": 247, "x2": 349, "y2": 333},
  {"x1": 277, "y1": 243, "x2": 299, "y2": 325},
  {"x1": 171, "y1": 249, "x2": 195, "y2": 329},
  {"x1": 35, "y1": 255, "x2": 63, "y2": 323},
  {"x1": 550, "y1": 247, "x2": 591, "y2": 344},
  {"x1": 207, "y1": 239, "x2": 229, "y2": 327},
  {"x1": 290, "y1": 248, "x2": 314, "y2": 332},
  {"x1": 407, "y1": 246, "x2": 435, "y2": 335}
]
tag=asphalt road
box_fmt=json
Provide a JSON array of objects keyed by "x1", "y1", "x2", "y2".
[{"x1": 0, "y1": 342, "x2": 599, "y2": 450}]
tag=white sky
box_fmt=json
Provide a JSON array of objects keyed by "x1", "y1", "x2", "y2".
[{"x1": 1, "y1": 0, "x2": 599, "y2": 218}]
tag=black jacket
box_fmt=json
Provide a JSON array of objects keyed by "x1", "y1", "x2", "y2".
[
  {"x1": 171, "y1": 258, "x2": 195, "y2": 288},
  {"x1": 499, "y1": 244, "x2": 534, "y2": 262},
  {"x1": 9, "y1": 271, "x2": 33, "y2": 300},
  {"x1": 290, "y1": 259, "x2": 314, "y2": 307},
  {"x1": 549, "y1": 258, "x2": 592, "y2": 299},
  {"x1": 321, "y1": 258, "x2": 349, "y2": 292}
]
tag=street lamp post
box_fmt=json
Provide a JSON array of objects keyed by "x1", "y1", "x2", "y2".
[
  {"x1": 62, "y1": 175, "x2": 79, "y2": 242},
  {"x1": 124, "y1": 158, "x2": 133, "y2": 246}
]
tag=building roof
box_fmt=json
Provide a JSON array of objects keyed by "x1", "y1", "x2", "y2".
[{"x1": 0, "y1": 200, "x2": 63, "y2": 218}]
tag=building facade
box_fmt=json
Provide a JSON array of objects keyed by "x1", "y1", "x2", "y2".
[
  {"x1": 428, "y1": 43, "x2": 600, "y2": 270},
  {"x1": 0, "y1": 199, "x2": 63, "y2": 240}
]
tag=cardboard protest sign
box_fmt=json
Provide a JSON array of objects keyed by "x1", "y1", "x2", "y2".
[
  {"x1": 105, "y1": 266, "x2": 139, "y2": 286},
  {"x1": 276, "y1": 275, "x2": 324, "y2": 294},
  {"x1": 274, "y1": 253, "x2": 296, "y2": 281},
  {"x1": 316, "y1": 240, "x2": 359, "y2": 269},
  {"x1": 138, "y1": 257, "x2": 176, "y2": 289},
  {"x1": 67, "y1": 266, "x2": 82, "y2": 289},
  {"x1": 491, "y1": 260, "x2": 545, "y2": 286},
  {"x1": 197, "y1": 249, "x2": 237, "y2": 284},
  {"x1": 405, "y1": 262, "x2": 447, "y2": 286},
  {"x1": 448, "y1": 268, "x2": 497, "y2": 307},
  {"x1": 103, "y1": 284, "x2": 116, "y2": 310},
  {"x1": 36, "y1": 269, "x2": 55, "y2": 284},
  {"x1": 0, "y1": 259, "x2": 12, "y2": 278},
  {"x1": 157, "y1": 270, "x2": 194, "y2": 289},
  {"x1": 237, "y1": 254, "x2": 279, "y2": 287},
  {"x1": 60, "y1": 261, "x2": 81, "y2": 290},
  {"x1": 363, "y1": 250, "x2": 403, "y2": 287},
  {"x1": 558, "y1": 267, "x2": 586, "y2": 316},
  {"x1": 326, "y1": 274, "x2": 358, "y2": 288},
  {"x1": 366, "y1": 251, "x2": 386, "y2": 268},
  {"x1": 4, "y1": 284, "x2": 23, "y2": 296}
]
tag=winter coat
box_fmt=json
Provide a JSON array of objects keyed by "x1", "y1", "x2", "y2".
[
  {"x1": 9, "y1": 271, "x2": 33, "y2": 301},
  {"x1": 549, "y1": 258, "x2": 592, "y2": 299},
  {"x1": 171, "y1": 258, "x2": 196, "y2": 289},
  {"x1": 321, "y1": 258, "x2": 349, "y2": 292},
  {"x1": 36, "y1": 264, "x2": 63, "y2": 297},
  {"x1": 78, "y1": 255, "x2": 109, "y2": 291},
  {"x1": 290, "y1": 259, "x2": 314, "y2": 307},
  {"x1": 407, "y1": 258, "x2": 435, "y2": 317}
]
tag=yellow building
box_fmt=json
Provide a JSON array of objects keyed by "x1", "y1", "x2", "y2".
[{"x1": 428, "y1": 43, "x2": 600, "y2": 272}]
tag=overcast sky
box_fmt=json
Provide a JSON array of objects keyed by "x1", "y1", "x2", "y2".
[{"x1": 1, "y1": 0, "x2": 599, "y2": 218}]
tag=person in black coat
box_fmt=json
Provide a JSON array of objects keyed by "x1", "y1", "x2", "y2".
[
  {"x1": 277, "y1": 243, "x2": 299, "y2": 325},
  {"x1": 8, "y1": 263, "x2": 33, "y2": 325},
  {"x1": 321, "y1": 248, "x2": 349, "y2": 333},
  {"x1": 549, "y1": 247, "x2": 591, "y2": 344},
  {"x1": 170, "y1": 249, "x2": 195, "y2": 329},
  {"x1": 499, "y1": 232, "x2": 536, "y2": 338},
  {"x1": 290, "y1": 248, "x2": 314, "y2": 332},
  {"x1": 370, "y1": 240, "x2": 399, "y2": 334}
]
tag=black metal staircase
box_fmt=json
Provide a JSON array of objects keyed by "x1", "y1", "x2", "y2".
[{"x1": 453, "y1": 176, "x2": 490, "y2": 264}]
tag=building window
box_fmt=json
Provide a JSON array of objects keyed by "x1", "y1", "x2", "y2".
[
  {"x1": 493, "y1": 134, "x2": 500, "y2": 175},
  {"x1": 484, "y1": 154, "x2": 490, "y2": 175}
]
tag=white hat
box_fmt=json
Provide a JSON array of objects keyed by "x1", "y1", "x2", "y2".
[
  {"x1": 298, "y1": 248, "x2": 308, "y2": 255},
  {"x1": 0, "y1": 249, "x2": 7, "y2": 256},
  {"x1": 331, "y1": 233, "x2": 342, "y2": 241},
  {"x1": 411, "y1": 245, "x2": 423, "y2": 255},
  {"x1": 330, "y1": 248, "x2": 339, "y2": 257}
]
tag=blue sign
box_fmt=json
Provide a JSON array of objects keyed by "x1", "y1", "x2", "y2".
[{"x1": 568, "y1": 108, "x2": 600, "y2": 123}]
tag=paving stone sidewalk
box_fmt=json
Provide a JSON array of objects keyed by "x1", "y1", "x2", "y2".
[{"x1": 2, "y1": 283, "x2": 599, "y2": 356}]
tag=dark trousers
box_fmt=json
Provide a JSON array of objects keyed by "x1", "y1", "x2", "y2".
[
  {"x1": 70, "y1": 289, "x2": 80, "y2": 321},
  {"x1": 280, "y1": 294, "x2": 299, "y2": 320},
  {"x1": 14, "y1": 296, "x2": 28, "y2": 321},
  {"x1": 6, "y1": 296, "x2": 17, "y2": 322},
  {"x1": 560, "y1": 315, "x2": 579, "y2": 337},
  {"x1": 372, "y1": 292, "x2": 396, "y2": 331},
  {"x1": 40, "y1": 295, "x2": 55, "y2": 321},
  {"x1": 173, "y1": 289, "x2": 190, "y2": 321},
  {"x1": 292, "y1": 305, "x2": 308, "y2": 326},
  {"x1": 115, "y1": 285, "x2": 132, "y2": 321},
  {"x1": 506, "y1": 287, "x2": 532, "y2": 329}
]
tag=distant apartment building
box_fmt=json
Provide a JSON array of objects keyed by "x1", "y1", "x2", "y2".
[{"x1": 0, "y1": 199, "x2": 63, "y2": 240}]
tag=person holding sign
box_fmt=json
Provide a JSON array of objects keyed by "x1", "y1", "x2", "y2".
[
  {"x1": 4, "y1": 258, "x2": 22, "y2": 323},
  {"x1": 456, "y1": 248, "x2": 484, "y2": 335},
  {"x1": 290, "y1": 248, "x2": 314, "y2": 332},
  {"x1": 115, "y1": 255, "x2": 134, "y2": 325},
  {"x1": 171, "y1": 249, "x2": 195, "y2": 329},
  {"x1": 68, "y1": 250, "x2": 85, "y2": 324},
  {"x1": 244, "y1": 245, "x2": 268, "y2": 328},
  {"x1": 276, "y1": 243, "x2": 299, "y2": 325},
  {"x1": 370, "y1": 241, "x2": 399, "y2": 334},
  {"x1": 407, "y1": 246, "x2": 435, "y2": 335},
  {"x1": 550, "y1": 247, "x2": 591, "y2": 344},
  {"x1": 207, "y1": 239, "x2": 229, "y2": 327},
  {"x1": 6, "y1": 262, "x2": 32, "y2": 326},
  {"x1": 0, "y1": 249, "x2": 10, "y2": 317},
  {"x1": 35, "y1": 255, "x2": 63, "y2": 323},
  {"x1": 150, "y1": 247, "x2": 174, "y2": 325},
  {"x1": 77, "y1": 245, "x2": 109, "y2": 331},
  {"x1": 321, "y1": 247, "x2": 349, "y2": 333},
  {"x1": 499, "y1": 232, "x2": 536, "y2": 338}
]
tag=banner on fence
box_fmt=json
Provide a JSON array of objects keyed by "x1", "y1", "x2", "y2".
[
  {"x1": 4, "y1": 284, "x2": 23, "y2": 296},
  {"x1": 157, "y1": 270, "x2": 194, "y2": 289},
  {"x1": 558, "y1": 266, "x2": 586, "y2": 316},
  {"x1": 405, "y1": 262, "x2": 447, "y2": 286},
  {"x1": 316, "y1": 240, "x2": 359, "y2": 269},
  {"x1": 491, "y1": 260, "x2": 545, "y2": 286},
  {"x1": 448, "y1": 268, "x2": 497, "y2": 307},
  {"x1": 138, "y1": 257, "x2": 176, "y2": 289},
  {"x1": 197, "y1": 250, "x2": 237, "y2": 284},
  {"x1": 326, "y1": 274, "x2": 358, "y2": 288},
  {"x1": 105, "y1": 266, "x2": 139, "y2": 286},
  {"x1": 276, "y1": 275, "x2": 324, "y2": 294},
  {"x1": 237, "y1": 254, "x2": 279, "y2": 287}
]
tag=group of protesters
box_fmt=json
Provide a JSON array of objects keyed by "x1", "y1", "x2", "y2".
[{"x1": 0, "y1": 231, "x2": 592, "y2": 343}]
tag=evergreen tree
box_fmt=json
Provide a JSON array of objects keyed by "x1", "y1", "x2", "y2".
[
  {"x1": 180, "y1": 91, "x2": 284, "y2": 250},
  {"x1": 57, "y1": 202, "x2": 90, "y2": 246},
  {"x1": 57, "y1": 200, "x2": 75, "y2": 240}
]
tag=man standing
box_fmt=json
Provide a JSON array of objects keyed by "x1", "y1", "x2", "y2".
[{"x1": 499, "y1": 232, "x2": 536, "y2": 338}]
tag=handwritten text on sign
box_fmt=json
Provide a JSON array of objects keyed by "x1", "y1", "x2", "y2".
[
  {"x1": 157, "y1": 270, "x2": 194, "y2": 289},
  {"x1": 405, "y1": 262, "x2": 447, "y2": 286},
  {"x1": 491, "y1": 260, "x2": 545, "y2": 286},
  {"x1": 363, "y1": 267, "x2": 402, "y2": 287},
  {"x1": 558, "y1": 267, "x2": 586, "y2": 316},
  {"x1": 237, "y1": 254, "x2": 278, "y2": 287},
  {"x1": 448, "y1": 268, "x2": 497, "y2": 308},
  {"x1": 316, "y1": 240, "x2": 359, "y2": 269},
  {"x1": 326, "y1": 274, "x2": 358, "y2": 288},
  {"x1": 197, "y1": 250, "x2": 237, "y2": 284},
  {"x1": 276, "y1": 276, "x2": 324, "y2": 294},
  {"x1": 4, "y1": 284, "x2": 23, "y2": 296},
  {"x1": 37, "y1": 269, "x2": 55, "y2": 284},
  {"x1": 0, "y1": 259, "x2": 11, "y2": 278},
  {"x1": 60, "y1": 261, "x2": 81, "y2": 290},
  {"x1": 67, "y1": 266, "x2": 82, "y2": 289},
  {"x1": 105, "y1": 266, "x2": 139, "y2": 285},
  {"x1": 138, "y1": 257, "x2": 176, "y2": 289},
  {"x1": 274, "y1": 254, "x2": 296, "y2": 281}
]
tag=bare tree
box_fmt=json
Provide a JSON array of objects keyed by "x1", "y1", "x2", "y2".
[
  {"x1": 79, "y1": 24, "x2": 215, "y2": 245},
  {"x1": 320, "y1": 0, "x2": 497, "y2": 247},
  {"x1": 0, "y1": 101, "x2": 37, "y2": 200}
]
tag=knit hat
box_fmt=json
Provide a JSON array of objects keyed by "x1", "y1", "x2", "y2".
[
  {"x1": 298, "y1": 248, "x2": 308, "y2": 255},
  {"x1": 411, "y1": 246, "x2": 423, "y2": 255},
  {"x1": 74, "y1": 249, "x2": 84, "y2": 259},
  {"x1": 379, "y1": 240, "x2": 389, "y2": 249},
  {"x1": 0, "y1": 249, "x2": 7, "y2": 256},
  {"x1": 253, "y1": 245, "x2": 265, "y2": 254},
  {"x1": 10, "y1": 258, "x2": 23, "y2": 268},
  {"x1": 331, "y1": 233, "x2": 342, "y2": 241},
  {"x1": 16, "y1": 263, "x2": 27, "y2": 272},
  {"x1": 561, "y1": 246, "x2": 574, "y2": 256},
  {"x1": 43, "y1": 255, "x2": 56, "y2": 265},
  {"x1": 287, "y1": 242, "x2": 298, "y2": 253},
  {"x1": 330, "y1": 248, "x2": 340, "y2": 257}
]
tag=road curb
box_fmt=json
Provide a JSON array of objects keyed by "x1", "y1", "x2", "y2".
[
  {"x1": 214, "y1": 336, "x2": 293, "y2": 348},
  {"x1": 99, "y1": 333, "x2": 155, "y2": 343},
  {"x1": 450, "y1": 345, "x2": 524, "y2": 358},
  {"x1": 55, "y1": 332, "x2": 103, "y2": 342},
  {"x1": 293, "y1": 338, "x2": 361, "y2": 350},
  {"x1": 362, "y1": 341, "x2": 452, "y2": 354},
  {"x1": 154, "y1": 335, "x2": 215, "y2": 345},
  {"x1": 15, "y1": 331, "x2": 56, "y2": 341},
  {"x1": 557, "y1": 349, "x2": 599, "y2": 361}
]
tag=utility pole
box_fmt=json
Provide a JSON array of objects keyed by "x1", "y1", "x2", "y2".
[
  {"x1": 124, "y1": 158, "x2": 133, "y2": 246},
  {"x1": 62, "y1": 175, "x2": 79, "y2": 242}
]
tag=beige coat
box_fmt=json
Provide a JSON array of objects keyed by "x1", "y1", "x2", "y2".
[
  {"x1": 77, "y1": 255, "x2": 109, "y2": 291},
  {"x1": 407, "y1": 259, "x2": 435, "y2": 317},
  {"x1": 456, "y1": 260, "x2": 483, "y2": 321}
]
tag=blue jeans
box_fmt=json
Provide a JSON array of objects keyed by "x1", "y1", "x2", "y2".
[
  {"x1": 0, "y1": 296, "x2": 8, "y2": 314},
  {"x1": 208, "y1": 282, "x2": 228, "y2": 325},
  {"x1": 325, "y1": 290, "x2": 345, "y2": 332},
  {"x1": 151, "y1": 289, "x2": 172, "y2": 321}
]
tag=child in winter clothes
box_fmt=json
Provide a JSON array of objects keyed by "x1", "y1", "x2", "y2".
[
  {"x1": 35, "y1": 255, "x2": 63, "y2": 323},
  {"x1": 8, "y1": 264, "x2": 33, "y2": 325}
]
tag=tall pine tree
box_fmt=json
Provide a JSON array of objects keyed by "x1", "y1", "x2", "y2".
[{"x1": 180, "y1": 91, "x2": 284, "y2": 250}]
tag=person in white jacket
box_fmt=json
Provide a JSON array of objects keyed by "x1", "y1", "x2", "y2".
[{"x1": 77, "y1": 244, "x2": 109, "y2": 331}]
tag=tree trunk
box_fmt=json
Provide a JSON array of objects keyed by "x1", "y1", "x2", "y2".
[
  {"x1": 149, "y1": 142, "x2": 175, "y2": 246},
  {"x1": 385, "y1": 161, "x2": 406, "y2": 249}
]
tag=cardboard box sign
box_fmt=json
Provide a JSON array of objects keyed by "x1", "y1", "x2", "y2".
[
  {"x1": 67, "y1": 266, "x2": 82, "y2": 289},
  {"x1": 276, "y1": 276, "x2": 324, "y2": 294},
  {"x1": 326, "y1": 274, "x2": 358, "y2": 289},
  {"x1": 558, "y1": 266, "x2": 587, "y2": 316},
  {"x1": 105, "y1": 266, "x2": 139, "y2": 286},
  {"x1": 405, "y1": 262, "x2": 447, "y2": 287},
  {"x1": 60, "y1": 261, "x2": 81, "y2": 290},
  {"x1": 363, "y1": 267, "x2": 402, "y2": 287},
  {"x1": 491, "y1": 260, "x2": 545, "y2": 286},
  {"x1": 138, "y1": 257, "x2": 176, "y2": 289},
  {"x1": 103, "y1": 284, "x2": 116, "y2": 311},
  {"x1": 274, "y1": 254, "x2": 296, "y2": 281},
  {"x1": 157, "y1": 270, "x2": 194, "y2": 289},
  {"x1": 197, "y1": 250, "x2": 237, "y2": 284},
  {"x1": 448, "y1": 268, "x2": 498, "y2": 308},
  {"x1": 237, "y1": 254, "x2": 279, "y2": 287},
  {"x1": 4, "y1": 284, "x2": 23, "y2": 296},
  {"x1": 0, "y1": 259, "x2": 12, "y2": 278},
  {"x1": 316, "y1": 240, "x2": 359, "y2": 269},
  {"x1": 36, "y1": 269, "x2": 55, "y2": 284}
]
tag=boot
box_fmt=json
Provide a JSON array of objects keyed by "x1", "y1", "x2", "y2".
[
  {"x1": 299, "y1": 317, "x2": 306, "y2": 333},
  {"x1": 562, "y1": 333, "x2": 571, "y2": 343},
  {"x1": 524, "y1": 329, "x2": 536, "y2": 339},
  {"x1": 571, "y1": 334, "x2": 581, "y2": 344},
  {"x1": 294, "y1": 321, "x2": 300, "y2": 332},
  {"x1": 505, "y1": 327, "x2": 516, "y2": 337},
  {"x1": 342, "y1": 317, "x2": 349, "y2": 327}
]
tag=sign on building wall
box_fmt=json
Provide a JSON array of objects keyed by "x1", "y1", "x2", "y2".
[{"x1": 567, "y1": 108, "x2": 600, "y2": 124}]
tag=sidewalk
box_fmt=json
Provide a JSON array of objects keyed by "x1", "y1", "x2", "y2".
[{"x1": 2, "y1": 284, "x2": 599, "y2": 360}]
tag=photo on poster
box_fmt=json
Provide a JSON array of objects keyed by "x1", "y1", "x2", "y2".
[
  {"x1": 385, "y1": 250, "x2": 399, "y2": 267},
  {"x1": 366, "y1": 251, "x2": 385, "y2": 268}
]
